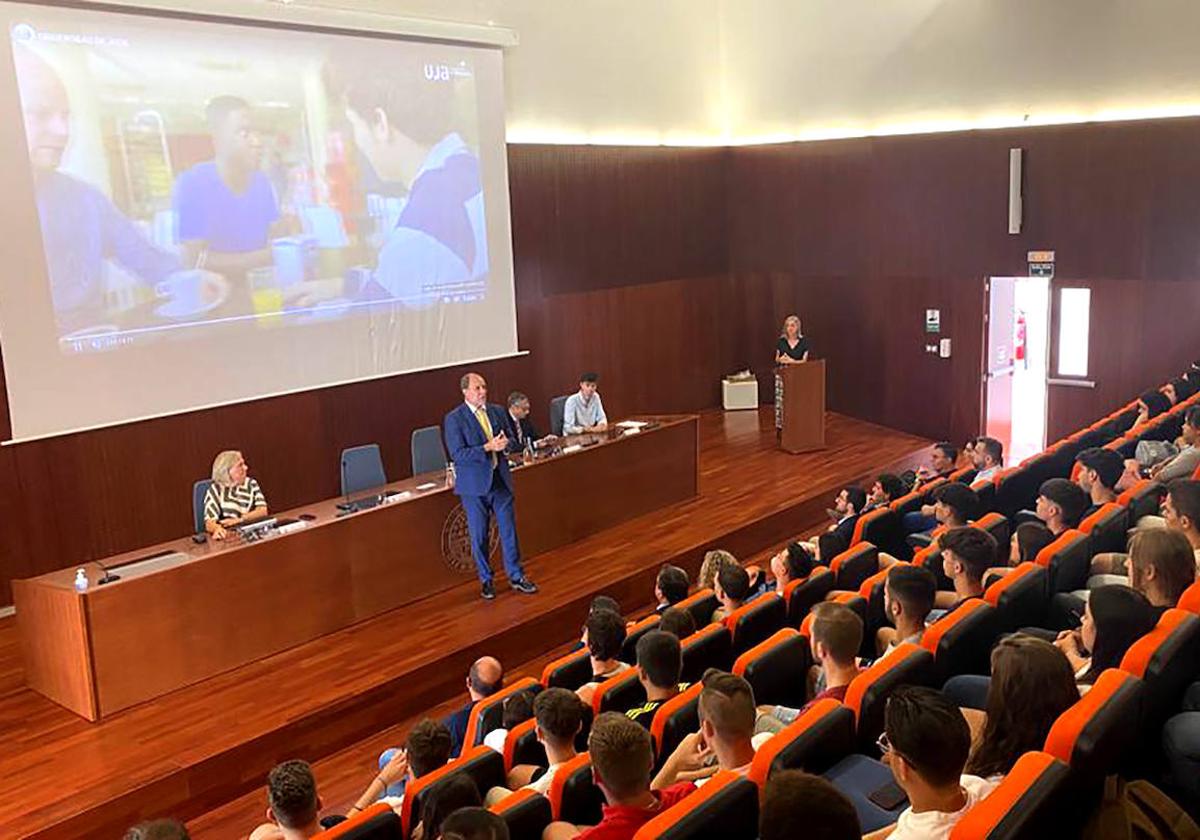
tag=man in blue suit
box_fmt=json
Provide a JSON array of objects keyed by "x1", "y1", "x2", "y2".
[{"x1": 444, "y1": 372, "x2": 539, "y2": 600}]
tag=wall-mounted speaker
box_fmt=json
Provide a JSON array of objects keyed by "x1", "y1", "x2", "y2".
[{"x1": 1008, "y1": 148, "x2": 1023, "y2": 235}]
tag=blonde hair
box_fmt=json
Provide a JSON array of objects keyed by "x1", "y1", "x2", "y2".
[
  {"x1": 780, "y1": 315, "x2": 802, "y2": 338},
  {"x1": 699, "y1": 549, "x2": 739, "y2": 591},
  {"x1": 211, "y1": 450, "x2": 244, "y2": 486}
]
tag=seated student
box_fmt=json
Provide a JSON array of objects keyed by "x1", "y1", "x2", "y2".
[
  {"x1": 769, "y1": 541, "x2": 817, "y2": 596},
  {"x1": 653, "y1": 565, "x2": 690, "y2": 613},
  {"x1": 1149, "y1": 406, "x2": 1200, "y2": 483},
  {"x1": 1075, "y1": 447, "x2": 1123, "y2": 518},
  {"x1": 914, "y1": 442, "x2": 959, "y2": 491},
  {"x1": 864, "y1": 687, "x2": 998, "y2": 840},
  {"x1": 866, "y1": 473, "x2": 907, "y2": 511},
  {"x1": 483, "y1": 687, "x2": 537, "y2": 753},
  {"x1": 491, "y1": 688, "x2": 584, "y2": 802},
  {"x1": 760, "y1": 771, "x2": 861, "y2": 840},
  {"x1": 1055, "y1": 585, "x2": 1159, "y2": 690},
  {"x1": 986, "y1": 521, "x2": 1055, "y2": 584},
  {"x1": 811, "y1": 485, "x2": 868, "y2": 561},
  {"x1": 124, "y1": 820, "x2": 190, "y2": 840},
  {"x1": 874, "y1": 565, "x2": 938, "y2": 656},
  {"x1": 930, "y1": 527, "x2": 997, "y2": 616},
  {"x1": 1090, "y1": 478, "x2": 1200, "y2": 580},
  {"x1": 904, "y1": 482, "x2": 978, "y2": 540},
  {"x1": 1034, "y1": 477, "x2": 1089, "y2": 536},
  {"x1": 626, "y1": 631, "x2": 687, "y2": 729},
  {"x1": 542, "y1": 712, "x2": 696, "y2": 840},
  {"x1": 577, "y1": 609, "x2": 630, "y2": 706},
  {"x1": 1133, "y1": 388, "x2": 1173, "y2": 431},
  {"x1": 250, "y1": 760, "x2": 324, "y2": 840},
  {"x1": 656, "y1": 670, "x2": 769, "y2": 785},
  {"x1": 418, "y1": 774, "x2": 481, "y2": 840},
  {"x1": 698, "y1": 549, "x2": 739, "y2": 591},
  {"x1": 438, "y1": 807, "x2": 510, "y2": 840},
  {"x1": 442, "y1": 658, "x2": 503, "y2": 759},
  {"x1": 712, "y1": 563, "x2": 752, "y2": 623},
  {"x1": 368, "y1": 718, "x2": 453, "y2": 808},
  {"x1": 562, "y1": 372, "x2": 608, "y2": 435},
  {"x1": 971, "y1": 436, "x2": 1004, "y2": 483},
  {"x1": 943, "y1": 635, "x2": 1079, "y2": 779},
  {"x1": 758, "y1": 602, "x2": 864, "y2": 731},
  {"x1": 204, "y1": 449, "x2": 269, "y2": 540},
  {"x1": 657, "y1": 606, "x2": 696, "y2": 640},
  {"x1": 1164, "y1": 376, "x2": 1197, "y2": 406}
]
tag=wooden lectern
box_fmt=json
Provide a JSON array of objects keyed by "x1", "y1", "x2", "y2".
[{"x1": 778, "y1": 360, "x2": 826, "y2": 453}]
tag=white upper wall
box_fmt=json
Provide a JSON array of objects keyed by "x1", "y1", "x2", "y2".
[{"x1": 87, "y1": 0, "x2": 1200, "y2": 143}]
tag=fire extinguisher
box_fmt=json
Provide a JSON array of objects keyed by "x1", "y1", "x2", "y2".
[{"x1": 1014, "y1": 312, "x2": 1027, "y2": 368}]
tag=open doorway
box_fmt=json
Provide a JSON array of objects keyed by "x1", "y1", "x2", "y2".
[{"x1": 984, "y1": 276, "x2": 1050, "y2": 466}]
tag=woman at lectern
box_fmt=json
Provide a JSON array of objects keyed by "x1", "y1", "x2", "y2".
[
  {"x1": 204, "y1": 450, "x2": 269, "y2": 541},
  {"x1": 775, "y1": 315, "x2": 809, "y2": 430},
  {"x1": 775, "y1": 315, "x2": 809, "y2": 364}
]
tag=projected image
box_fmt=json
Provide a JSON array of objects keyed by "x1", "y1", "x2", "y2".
[{"x1": 9, "y1": 21, "x2": 488, "y2": 353}]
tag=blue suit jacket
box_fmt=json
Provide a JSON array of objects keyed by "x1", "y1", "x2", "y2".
[{"x1": 443, "y1": 402, "x2": 514, "y2": 497}]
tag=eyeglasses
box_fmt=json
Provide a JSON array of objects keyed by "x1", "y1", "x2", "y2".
[{"x1": 876, "y1": 732, "x2": 892, "y2": 755}]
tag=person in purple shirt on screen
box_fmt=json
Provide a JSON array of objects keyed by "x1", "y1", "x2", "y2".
[
  {"x1": 328, "y1": 53, "x2": 488, "y2": 306},
  {"x1": 172, "y1": 95, "x2": 281, "y2": 274},
  {"x1": 14, "y1": 46, "x2": 181, "y2": 333}
]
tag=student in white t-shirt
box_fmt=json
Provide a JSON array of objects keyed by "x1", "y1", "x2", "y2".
[
  {"x1": 865, "y1": 686, "x2": 998, "y2": 840},
  {"x1": 486, "y1": 687, "x2": 585, "y2": 805}
]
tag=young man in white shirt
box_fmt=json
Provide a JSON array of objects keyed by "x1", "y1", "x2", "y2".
[
  {"x1": 489, "y1": 687, "x2": 585, "y2": 803},
  {"x1": 865, "y1": 686, "x2": 996, "y2": 840},
  {"x1": 562, "y1": 372, "x2": 608, "y2": 434}
]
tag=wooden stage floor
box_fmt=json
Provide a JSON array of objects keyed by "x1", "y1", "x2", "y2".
[{"x1": 0, "y1": 408, "x2": 928, "y2": 839}]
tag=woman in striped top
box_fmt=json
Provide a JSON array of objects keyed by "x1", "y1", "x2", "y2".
[{"x1": 204, "y1": 450, "x2": 269, "y2": 540}]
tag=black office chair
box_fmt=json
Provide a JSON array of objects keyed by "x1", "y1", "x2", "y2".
[
  {"x1": 341, "y1": 444, "x2": 388, "y2": 497},
  {"x1": 410, "y1": 426, "x2": 447, "y2": 476},
  {"x1": 549, "y1": 395, "x2": 570, "y2": 436}
]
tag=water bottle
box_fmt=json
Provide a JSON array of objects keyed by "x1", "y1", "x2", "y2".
[
  {"x1": 74, "y1": 568, "x2": 89, "y2": 593},
  {"x1": 445, "y1": 461, "x2": 456, "y2": 489},
  {"x1": 523, "y1": 436, "x2": 534, "y2": 464}
]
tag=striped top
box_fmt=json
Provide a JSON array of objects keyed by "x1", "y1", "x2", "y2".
[{"x1": 203, "y1": 478, "x2": 267, "y2": 524}]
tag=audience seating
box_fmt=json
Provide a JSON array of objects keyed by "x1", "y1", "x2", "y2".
[
  {"x1": 679, "y1": 624, "x2": 733, "y2": 683},
  {"x1": 973, "y1": 513, "x2": 1010, "y2": 558},
  {"x1": 800, "y1": 593, "x2": 867, "y2": 637},
  {"x1": 546, "y1": 752, "x2": 605, "y2": 825},
  {"x1": 970, "y1": 477, "x2": 997, "y2": 515},
  {"x1": 722, "y1": 592, "x2": 786, "y2": 655},
  {"x1": 947, "y1": 752, "x2": 1077, "y2": 840},
  {"x1": 983, "y1": 562, "x2": 1048, "y2": 632},
  {"x1": 502, "y1": 718, "x2": 546, "y2": 773},
  {"x1": 1033, "y1": 529, "x2": 1091, "y2": 595},
  {"x1": 732, "y1": 628, "x2": 810, "y2": 709},
  {"x1": 949, "y1": 465, "x2": 977, "y2": 484},
  {"x1": 632, "y1": 771, "x2": 759, "y2": 840},
  {"x1": 462, "y1": 677, "x2": 541, "y2": 752},
  {"x1": 1119, "y1": 609, "x2": 1200, "y2": 732},
  {"x1": 856, "y1": 564, "x2": 898, "y2": 657},
  {"x1": 490, "y1": 789, "x2": 553, "y2": 840},
  {"x1": 920, "y1": 600, "x2": 998, "y2": 684},
  {"x1": 1178, "y1": 581, "x2": 1200, "y2": 616},
  {"x1": 676, "y1": 588, "x2": 719, "y2": 630},
  {"x1": 541, "y1": 649, "x2": 593, "y2": 690},
  {"x1": 401, "y1": 745, "x2": 505, "y2": 838},
  {"x1": 828, "y1": 542, "x2": 879, "y2": 592},
  {"x1": 842, "y1": 642, "x2": 935, "y2": 753},
  {"x1": 852, "y1": 507, "x2": 903, "y2": 558},
  {"x1": 650, "y1": 683, "x2": 703, "y2": 764},
  {"x1": 314, "y1": 802, "x2": 401, "y2": 840},
  {"x1": 1078, "y1": 502, "x2": 1129, "y2": 557},
  {"x1": 1117, "y1": 479, "x2": 1167, "y2": 524},
  {"x1": 913, "y1": 542, "x2": 953, "y2": 591},
  {"x1": 621, "y1": 614, "x2": 662, "y2": 664},
  {"x1": 782, "y1": 567, "x2": 835, "y2": 627},
  {"x1": 594, "y1": 667, "x2": 645, "y2": 715},
  {"x1": 1043, "y1": 669, "x2": 1144, "y2": 786},
  {"x1": 746, "y1": 698, "x2": 857, "y2": 785}
]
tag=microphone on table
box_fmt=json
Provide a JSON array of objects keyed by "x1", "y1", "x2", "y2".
[{"x1": 95, "y1": 558, "x2": 121, "y2": 585}]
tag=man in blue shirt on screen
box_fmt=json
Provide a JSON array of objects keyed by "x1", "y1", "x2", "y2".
[
  {"x1": 172, "y1": 95, "x2": 281, "y2": 274},
  {"x1": 327, "y1": 53, "x2": 488, "y2": 306},
  {"x1": 14, "y1": 46, "x2": 181, "y2": 333}
]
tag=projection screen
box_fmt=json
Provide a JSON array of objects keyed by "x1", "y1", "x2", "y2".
[{"x1": 0, "y1": 3, "x2": 518, "y2": 441}]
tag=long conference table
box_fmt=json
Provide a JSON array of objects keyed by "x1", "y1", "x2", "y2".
[{"x1": 14, "y1": 415, "x2": 699, "y2": 721}]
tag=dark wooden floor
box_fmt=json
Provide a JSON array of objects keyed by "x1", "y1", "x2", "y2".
[{"x1": 0, "y1": 408, "x2": 928, "y2": 839}]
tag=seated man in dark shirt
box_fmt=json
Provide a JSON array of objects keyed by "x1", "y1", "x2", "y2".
[
  {"x1": 931, "y1": 527, "x2": 997, "y2": 618},
  {"x1": 443, "y1": 656, "x2": 503, "y2": 758},
  {"x1": 1035, "y1": 478, "x2": 1089, "y2": 536},
  {"x1": 626, "y1": 631, "x2": 688, "y2": 729},
  {"x1": 712, "y1": 563, "x2": 752, "y2": 623},
  {"x1": 865, "y1": 473, "x2": 906, "y2": 511},
  {"x1": 1075, "y1": 447, "x2": 1123, "y2": 519},
  {"x1": 814, "y1": 485, "x2": 868, "y2": 562},
  {"x1": 653, "y1": 565, "x2": 690, "y2": 613}
]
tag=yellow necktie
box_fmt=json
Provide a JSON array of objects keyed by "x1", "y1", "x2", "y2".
[{"x1": 476, "y1": 407, "x2": 497, "y2": 465}]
